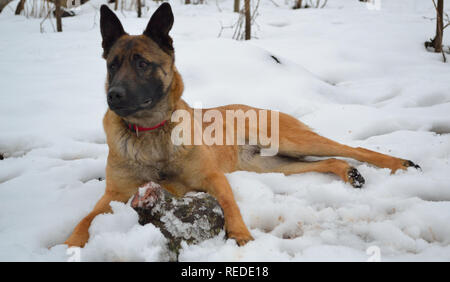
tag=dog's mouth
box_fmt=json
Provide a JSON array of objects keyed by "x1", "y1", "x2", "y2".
[
  {"x1": 140, "y1": 99, "x2": 153, "y2": 107},
  {"x1": 109, "y1": 99, "x2": 154, "y2": 117}
]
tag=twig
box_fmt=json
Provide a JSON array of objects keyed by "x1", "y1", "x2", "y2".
[
  {"x1": 269, "y1": 0, "x2": 279, "y2": 7},
  {"x1": 40, "y1": 8, "x2": 55, "y2": 33},
  {"x1": 306, "y1": 0, "x2": 327, "y2": 9},
  {"x1": 217, "y1": 20, "x2": 235, "y2": 38},
  {"x1": 91, "y1": 3, "x2": 99, "y2": 30},
  {"x1": 217, "y1": 0, "x2": 260, "y2": 40},
  {"x1": 215, "y1": 0, "x2": 222, "y2": 12}
]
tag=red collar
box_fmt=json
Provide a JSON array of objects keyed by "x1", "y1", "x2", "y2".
[{"x1": 126, "y1": 120, "x2": 167, "y2": 136}]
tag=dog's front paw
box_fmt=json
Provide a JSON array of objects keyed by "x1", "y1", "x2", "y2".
[
  {"x1": 64, "y1": 232, "x2": 89, "y2": 248},
  {"x1": 228, "y1": 232, "x2": 254, "y2": 246}
]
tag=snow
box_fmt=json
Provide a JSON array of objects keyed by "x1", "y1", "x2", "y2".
[{"x1": 1, "y1": 0, "x2": 450, "y2": 261}]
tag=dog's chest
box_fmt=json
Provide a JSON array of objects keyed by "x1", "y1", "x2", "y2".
[{"x1": 115, "y1": 130, "x2": 183, "y2": 182}]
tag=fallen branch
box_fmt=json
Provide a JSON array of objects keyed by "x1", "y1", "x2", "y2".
[{"x1": 131, "y1": 182, "x2": 225, "y2": 260}]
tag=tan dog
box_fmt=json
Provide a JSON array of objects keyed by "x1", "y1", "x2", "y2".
[{"x1": 65, "y1": 3, "x2": 420, "y2": 247}]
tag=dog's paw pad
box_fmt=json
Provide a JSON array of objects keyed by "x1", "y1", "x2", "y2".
[
  {"x1": 228, "y1": 233, "x2": 254, "y2": 246},
  {"x1": 404, "y1": 160, "x2": 421, "y2": 170},
  {"x1": 347, "y1": 167, "x2": 365, "y2": 188},
  {"x1": 235, "y1": 236, "x2": 254, "y2": 246}
]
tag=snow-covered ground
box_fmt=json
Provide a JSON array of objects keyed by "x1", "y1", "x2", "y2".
[{"x1": 1, "y1": 0, "x2": 450, "y2": 261}]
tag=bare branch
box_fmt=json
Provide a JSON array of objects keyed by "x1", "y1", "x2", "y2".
[{"x1": 269, "y1": 0, "x2": 279, "y2": 7}]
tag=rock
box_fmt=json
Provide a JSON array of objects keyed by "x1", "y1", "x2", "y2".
[{"x1": 131, "y1": 182, "x2": 225, "y2": 259}]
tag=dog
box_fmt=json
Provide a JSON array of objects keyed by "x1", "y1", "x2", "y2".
[{"x1": 65, "y1": 3, "x2": 420, "y2": 247}]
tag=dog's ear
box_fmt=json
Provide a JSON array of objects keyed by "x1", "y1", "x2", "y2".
[
  {"x1": 100, "y1": 5, "x2": 126, "y2": 59},
  {"x1": 143, "y1": 3, "x2": 174, "y2": 52}
]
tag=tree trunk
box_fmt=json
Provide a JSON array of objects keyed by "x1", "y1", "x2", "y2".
[
  {"x1": 185, "y1": 0, "x2": 190, "y2": 4},
  {"x1": 434, "y1": 0, "x2": 444, "y2": 53},
  {"x1": 294, "y1": 0, "x2": 302, "y2": 9},
  {"x1": 55, "y1": 0, "x2": 62, "y2": 32},
  {"x1": 114, "y1": 0, "x2": 118, "y2": 10},
  {"x1": 137, "y1": 0, "x2": 141, "y2": 17},
  {"x1": 14, "y1": 0, "x2": 25, "y2": 15},
  {"x1": 0, "y1": 0, "x2": 12, "y2": 13},
  {"x1": 244, "y1": 0, "x2": 250, "y2": 40},
  {"x1": 234, "y1": 0, "x2": 240, "y2": 12}
]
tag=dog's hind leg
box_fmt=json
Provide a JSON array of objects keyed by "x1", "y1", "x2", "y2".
[
  {"x1": 274, "y1": 114, "x2": 420, "y2": 173},
  {"x1": 278, "y1": 159, "x2": 365, "y2": 188},
  {"x1": 238, "y1": 148, "x2": 365, "y2": 188}
]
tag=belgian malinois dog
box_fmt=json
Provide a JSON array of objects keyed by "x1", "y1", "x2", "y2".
[{"x1": 65, "y1": 3, "x2": 419, "y2": 247}]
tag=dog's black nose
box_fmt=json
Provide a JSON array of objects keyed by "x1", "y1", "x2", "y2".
[{"x1": 107, "y1": 86, "x2": 126, "y2": 106}]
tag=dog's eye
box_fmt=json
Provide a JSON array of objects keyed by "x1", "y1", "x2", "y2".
[
  {"x1": 137, "y1": 60, "x2": 149, "y2": 70},
  {"x1": 109, "y1": 63, "x2": 118, "y2": 72}
]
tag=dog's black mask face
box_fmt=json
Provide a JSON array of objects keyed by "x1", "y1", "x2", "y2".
[
  {"x1": 100, "y1": 4, "x2": 174, "y2": 118},
  {"x1": 104, "y1": 41, "x2": 173, "y2": 118}
]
